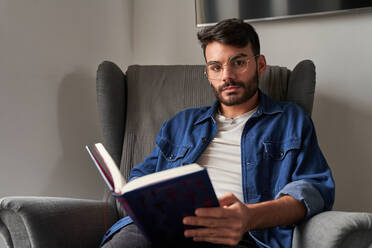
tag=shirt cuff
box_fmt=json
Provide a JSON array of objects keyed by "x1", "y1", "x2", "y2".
[
  {"x1": 100, "y1": 216, "x2": 133, "y2": 246},
  {"x1": 275, "y1": 180, "x2": 324, "y2": 219}
]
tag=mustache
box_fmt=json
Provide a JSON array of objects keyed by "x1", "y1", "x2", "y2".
[{"x1": 218, "y1": 81, "x2": 245, "y2": 92}]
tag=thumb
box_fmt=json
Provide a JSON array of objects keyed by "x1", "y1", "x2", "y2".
[{"x1": 218, "y1": 192, "x2": 240, "y2": 207}]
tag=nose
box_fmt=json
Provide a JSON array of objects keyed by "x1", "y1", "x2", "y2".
[{"x1": 221, "y1": 65, "x2": 236, "y2": 83}]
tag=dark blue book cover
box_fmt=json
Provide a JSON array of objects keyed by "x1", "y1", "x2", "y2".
[{"x1": 114, "y1": 168, "x2": 219, "y2": 245}]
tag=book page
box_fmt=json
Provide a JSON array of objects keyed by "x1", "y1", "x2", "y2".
[
  {"x1": 95, "y1": 143, "x2": 127, "y2": 193},
  {"x1": 122, "y1": 163, "x2": 203, "y2": 193}
]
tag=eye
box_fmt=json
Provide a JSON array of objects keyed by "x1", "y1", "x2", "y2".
[
  {"x1": 209, "y1": 64, "x2": 222, "y2": 72},
  {"x1": 231, "y1": 59, "x2": 247, "y2": 67}
]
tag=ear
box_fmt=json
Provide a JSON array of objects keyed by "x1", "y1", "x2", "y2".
[{"x1": 257, "y1": 55, "x2": 267, "y2": 77}]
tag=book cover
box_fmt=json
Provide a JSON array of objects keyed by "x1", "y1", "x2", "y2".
[
  {"x1": 86, "y1": 144, "x2": 219, "y2": 245},
  {"x1": 117, "y1": 168, "x2": 218, "y2": 244}
]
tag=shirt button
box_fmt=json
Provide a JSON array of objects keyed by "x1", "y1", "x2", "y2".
[
  {"x1": 201, "y1": 137, "x2": 208, "y2": 143},
  {"x1": 168, "y1": 154, "x2": 175, "y2": 159}
]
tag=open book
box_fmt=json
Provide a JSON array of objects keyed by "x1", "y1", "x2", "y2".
[{"x1": 85, "y1": 143, "x2": 219, "y2": 245}]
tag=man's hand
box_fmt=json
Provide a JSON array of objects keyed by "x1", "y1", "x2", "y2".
[
  {"x1": 183, "y1": 193, "x2": 306, "y2": 246},
  {"x1": 183, "y1": 193, "x2": 252, "y2": 246}
]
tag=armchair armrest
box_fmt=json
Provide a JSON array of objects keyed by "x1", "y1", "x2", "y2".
[
  {"x1": 293, "y1": 211, "x2": 372, "y2": 248},
  {"x1": 0, "y1": 196, "x2": 118, "y2": 248}
]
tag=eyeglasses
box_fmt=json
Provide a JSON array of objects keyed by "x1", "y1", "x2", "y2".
[{"x1": 204, "y1": 54, "x2": 259, "y2": 81}]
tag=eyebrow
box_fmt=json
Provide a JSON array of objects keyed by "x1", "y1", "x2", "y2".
[
  {"x1": 229, "y1": 53, "x2": 248, "y2": 62},
  {"x1": 206, "y1": 53, "x2": 248, "y2": 66}
]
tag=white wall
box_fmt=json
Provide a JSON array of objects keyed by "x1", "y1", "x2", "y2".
[
  {"x1": 132, "y1": 0, "x2": 372, "y2": 212},
  {"x1": 0, "y1": 0, "x2": 133, "y2": 200}
]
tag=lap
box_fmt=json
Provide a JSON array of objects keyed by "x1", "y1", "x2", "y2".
[
  {"x1": 101, "y1": 223, "x2": 151, "y2": 248},
  {"x1": 101, "y1": 223, "x2": 257, "y2": 248}
]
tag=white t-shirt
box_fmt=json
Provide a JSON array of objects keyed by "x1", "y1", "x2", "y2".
[{"x1": 197, "y1": 108, "x2": 257, "y2": 202}]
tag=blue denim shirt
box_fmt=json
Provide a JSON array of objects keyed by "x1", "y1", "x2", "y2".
[{"x1": 129, "y1": 91, "x2": 335, "y2": 248}]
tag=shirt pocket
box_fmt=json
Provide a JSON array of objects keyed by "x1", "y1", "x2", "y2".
[
  {"x1": 156, "y1": 137, "x2": 190, "y2": 162},
  {"x1": 263, "y1": 138, "x2": 301, "y2": 161},
  {"x1": 261, "y1": 138, "x2": 302, "y2": 196}
]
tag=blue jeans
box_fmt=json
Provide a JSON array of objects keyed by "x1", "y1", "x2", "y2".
[{"x1": 101, "y1": 223, "x2": 258, "y2": 248}]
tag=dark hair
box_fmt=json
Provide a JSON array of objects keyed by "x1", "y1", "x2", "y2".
[{"x1": 197, "y1": 18, "x2": 260, "y2": 59}]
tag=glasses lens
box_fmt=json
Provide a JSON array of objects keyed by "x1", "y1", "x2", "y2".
[
  {"x1": 205, "y1": 55, "x2": 257, "y2": 80},
  {"x1": 230, "y1": 59, "x2": 248, "y2": 74},
  {"x1": 206, "y1": 64, "x2": 222, "y2": 80}
]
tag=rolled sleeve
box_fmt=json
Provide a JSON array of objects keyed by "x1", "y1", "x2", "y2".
[{"x1": 276, "y1": 180, "x2": 325, "y2": 219}]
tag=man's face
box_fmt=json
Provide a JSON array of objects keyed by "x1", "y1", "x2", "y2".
[{"x1": 205, "y1": 41, "x2": 261, "y2": 106}]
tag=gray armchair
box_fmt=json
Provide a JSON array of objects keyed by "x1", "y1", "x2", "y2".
[{"x1": 1, "y1": 61, "x2": 372, "y2": 247}]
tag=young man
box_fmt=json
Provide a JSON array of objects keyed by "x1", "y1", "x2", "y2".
[{"x1": 102, "y1": 19, "x2": 334, "y2": 248}]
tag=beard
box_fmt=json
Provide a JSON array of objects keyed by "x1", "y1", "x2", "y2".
[{"x1": 211, "y1": 70, "x2": 259, "y2": 106}]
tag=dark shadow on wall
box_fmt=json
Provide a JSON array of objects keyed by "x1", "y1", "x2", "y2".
[
  {"x1": 42, "y1": 69, "x2": 105, "y2": 199},
  {"x1": 313, "y1": 93, "x2": 372, "y2": 212}
]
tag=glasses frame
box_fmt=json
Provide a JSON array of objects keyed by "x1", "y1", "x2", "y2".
[{"x1": 204, "y1": 54, "x2": 259, "y2": 81}]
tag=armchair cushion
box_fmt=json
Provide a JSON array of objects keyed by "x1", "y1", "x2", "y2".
[
  {"x1": 0, "y1": 197, "x2": 117, "y2": 248},
  {"x1": 293, "y1": 211, "x2": 372, "y2": 248},
  {"x1": 287, "y1": 60, "x2": 316, "y2": 115}
]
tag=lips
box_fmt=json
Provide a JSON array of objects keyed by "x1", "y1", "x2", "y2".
[{"x1": 223, "y1": 85, "x2": 241, "y2": 92}]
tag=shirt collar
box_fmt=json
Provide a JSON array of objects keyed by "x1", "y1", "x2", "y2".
[
  {"x1": 255, "y1": 90, "x2": 283, "y2": 117},
  {"x1": 194, "y1": 90, "x2": 283, "y2": 125},
  {"x1": 195, "y1": 101, "x2": 219, "y2": 125}
]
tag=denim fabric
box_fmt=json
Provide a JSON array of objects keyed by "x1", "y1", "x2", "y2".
[
  {"x1": 128, "y1": 91, "x2": 335, "y2": 248},
  {"x1": 101, "y1": 216, "x2": 134, "y2": 247}
]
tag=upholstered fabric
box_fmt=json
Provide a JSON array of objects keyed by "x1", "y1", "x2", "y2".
[
  {"x1": 0, "y1": 197, "x2": 117, "y2": 248},
  {"x1": 96, "y1": 61, "x2": 127, "y2": 167},
  {"x1": 293, "y1": 211, "x2": 372, "y2": 248},
  {"x1": 96, "y1": 61, "x2": 127, "y2": 210},
  {"x1": 258, "y1": 64, "x2": 290, "y2": 102},
  {"x1": 287, "y1": 60, "x2": 316, "y2": 116}
]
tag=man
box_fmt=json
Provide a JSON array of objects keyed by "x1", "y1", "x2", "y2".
[{"x1": 102, "y1": 18, "x2": 334, "y2": 248}]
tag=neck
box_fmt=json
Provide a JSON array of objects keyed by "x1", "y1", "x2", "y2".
[{"x1": 219, "y1": 91, "x2": 259, "y2": 118}]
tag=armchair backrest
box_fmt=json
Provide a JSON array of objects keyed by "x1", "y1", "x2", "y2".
[{"x1": 96, "y1": 60, "x2": 316, "y2": 217}]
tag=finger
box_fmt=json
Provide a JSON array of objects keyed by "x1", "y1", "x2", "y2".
[
  {"x1": 193, "y1": 236, "x2": 240, "y2": 246},
  {"x1": 194, "y1": 206, "x2": 226, "y2": 218},
  {"x1": 183, "y1": 216, "x2": 221, "y2": 227},
  {"x1": 195, "y1": 205, "x2": 239, "y2": 219},
  {"x1": 183, "y1": 216, "x2": 238, "y2": 228},
  {"x1": 184, "y1": 227, "x2": 237, "y2": 239}
]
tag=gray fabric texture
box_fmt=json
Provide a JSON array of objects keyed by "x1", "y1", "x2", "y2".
[
  {"x1": 258, "y1": 60, "x2": 315, "y2": 115},
  {"x1": 287, "y1": 60, "x2": 316, "y2": 115},
  {"x1": 0, "y1": 197, "x2": 117, "y2": 248},
  {"x1": 0, "y1": 209, "x2": 29, "y2": 248},
  {"x1": 96, "y1": 61, "x2": 126, "y2": 167},
  {"x1": 293, "y1": 211, "x2": 372, "y2": 248},
  {"x1": 96, "y1": 61, "x2": 127, "y2": 210},
  {"x1": 0, "y1": 217, "x2": 12, "y2": 248},
  {"x1": 258, "y1": 64, "x2": 290, "y2": 102}
]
